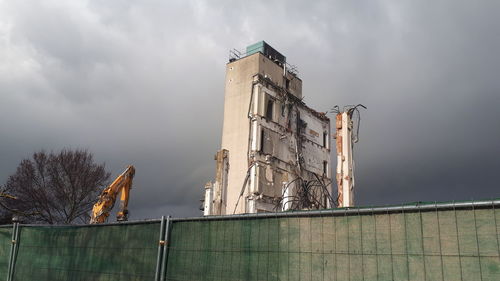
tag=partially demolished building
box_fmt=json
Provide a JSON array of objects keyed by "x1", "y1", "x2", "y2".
[{"x1": 204, "y1": 41, "x2": 333, "y2": 215}]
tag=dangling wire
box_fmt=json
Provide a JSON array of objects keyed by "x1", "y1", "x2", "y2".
[
  {"x1": 346, "y1": 104, "x2": 366, "y2": 143},
  {"x1": 274, "y1": 172, "x2": 335, "y2": 211}
]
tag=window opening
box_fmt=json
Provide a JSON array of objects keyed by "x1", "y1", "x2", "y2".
[
  {"x1": 265, "y1": 98, "x2": 274, "y2": 120},
  {"x1": 260, "y1": 129, "x2": 265, "y2": 152}
]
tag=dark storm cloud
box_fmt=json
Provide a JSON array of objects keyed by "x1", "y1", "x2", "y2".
[{"x1": 1, "y1": 0, "x2": 499, "y2": 219}]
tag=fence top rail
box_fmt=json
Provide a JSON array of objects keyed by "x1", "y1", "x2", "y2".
[
  {"x1": 1, "y1": 198, "x2": 499, "y2": 227},
  {"x1": 171, "y1": 198, "x2": 500, "y2": 222},
  {"x1": 0, "y1": 218, "x2": 161, "y2": 228}
]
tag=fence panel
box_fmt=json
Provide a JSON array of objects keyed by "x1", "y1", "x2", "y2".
[
  {"x1": 0, "y1": 225, "x2": 12, "y2": 279},
  {"x1": 11, "y1": 222, "x2": 160, "y2": 281},
  {"x1": 0, "y1": 200, "x2": 499, "y2": 281},
  {"x1": 165, "y1": 202, "x2": 500, "y2": 281}
]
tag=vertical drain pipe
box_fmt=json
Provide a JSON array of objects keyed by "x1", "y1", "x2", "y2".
[
  {"x1": 159, "y1": 216, "x2": 171, "y2": 281},
  {"x1": 154, "y1": 216, "x2": 166, "y2": 281},
  {"x1": 6, "y1": 222, "x2": 18, "y2": 281}
]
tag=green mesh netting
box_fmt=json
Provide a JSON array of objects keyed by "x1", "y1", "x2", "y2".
[
  {"x1": 0, "y1": 226, "x2": 12, "y2": 279},
  {"x1": 11, "y1": 222, "x2": 160, "y2": 281},
  {"x1": 165, "y1": 208, "x2": 500, "y2": 281},
  {"x1": 0, "y1": 203, "x2": 499, "y2": 281}
]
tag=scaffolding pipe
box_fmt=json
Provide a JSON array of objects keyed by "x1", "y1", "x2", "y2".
[
  {"x1": 159, "y1": 216, "x2": 171, "y2": 281},
  {"x1": 154, "y1": 216, "x2": 166, "y2": 281},
  {"x1": 171, "y1": 199, "x2": 500, "y2": 222}
]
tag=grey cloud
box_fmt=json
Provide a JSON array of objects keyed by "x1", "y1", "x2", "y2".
[{"x1": 1, "y1": 0, "x2": 499, "y2": 219}]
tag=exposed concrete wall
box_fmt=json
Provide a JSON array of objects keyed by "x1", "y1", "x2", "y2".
[
  {"x1": 247, "y1": 78, "x2": 331, "y2": 212},
  {"x1": 257, "y1": 54, "x2": 302, "y2": 99},
  {"x1": 212, "y1": 149, "x2": 229, "y2": 215},
  {"x1": 217, "y1": 52, "x2": 331, "y2": 215},
  {"x1": 220, "y1": 53, "x2": 260, "y2": 214}
]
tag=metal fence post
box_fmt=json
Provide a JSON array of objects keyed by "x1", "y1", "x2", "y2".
[
  {"x1": 154, "y1": 216, "x2": 166, "y2": 281},
  {"x1": 5, "y1": 223, "x2": 15, "y2": 281},
  {"x1": 11, "y1": 223, "x2": 20, "y2": 281},
  {"x1": 160, "y1": 216, "x2": 171, "y2": 281},
  {"x1": 6, "y1": 222, "x2": 18, "y2": 281}
]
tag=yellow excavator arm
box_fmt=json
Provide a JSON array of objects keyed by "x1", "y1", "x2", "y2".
[
  {"x1": 0, "y1": 192, "x2": 17, "y2": 200},
  {"x1": 90, "y1": 165, "x2": 135, "y2": 224}
]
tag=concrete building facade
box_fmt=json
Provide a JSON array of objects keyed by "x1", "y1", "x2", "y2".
[{"x1": 204, "y1": 41, "x2": 332, "y2": 215}]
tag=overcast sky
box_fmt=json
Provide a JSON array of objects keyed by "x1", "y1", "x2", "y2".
[{"x1": 1, "y1": 0, "x2": 499, "y2": 219}]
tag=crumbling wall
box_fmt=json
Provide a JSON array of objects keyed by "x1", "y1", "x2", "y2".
[
  {"x1": 213, "y1": 149, "x2": 229, "y2": 215},
  {"x1": 217, "y1": 51, "x2": 331, "y2": 215},
  {"x1": 245, "y1": 76, "x2": 332, "y2": 212}
]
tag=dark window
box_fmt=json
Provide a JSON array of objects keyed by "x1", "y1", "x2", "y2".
[
  {"x1": 323, "y1": 161, "x2": 328, "y2": 175},
  {"x1": 265, "y1": 99, "x2": 274, "y2": 120},
  {"x1": 260, "y1": 129, "x2": 265, "y2": 152},
  {"x1": 323, "y1": 132, "x2": 328, "y2": 148},
  {"x1": 285, "y1": 78, "x2": 290, "y2": 90}
]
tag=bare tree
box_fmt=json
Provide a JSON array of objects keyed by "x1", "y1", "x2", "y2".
[
  {"x1": 0, "y1": 190, "x2": 18, "y2": 223},
  {"x1": 1, "y1": 149, "x2": 110, "y2": 224}
]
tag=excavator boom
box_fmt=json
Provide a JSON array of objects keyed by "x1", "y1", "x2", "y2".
[
  {"x1": 0, "y1": 192, "x2": 17, "y2": 200},
  {"x1": 90, "y1": 165, "x2": 135, "y2": 224}
]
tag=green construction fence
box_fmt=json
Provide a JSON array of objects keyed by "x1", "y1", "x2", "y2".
[
  {"x1": 1, "y1": 199, "x2": 500, "y2": 281},
  {"x1": 0, "y1": 226, "x2": 11, "y2": 279}
]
